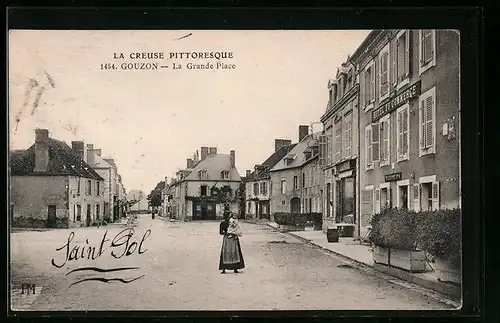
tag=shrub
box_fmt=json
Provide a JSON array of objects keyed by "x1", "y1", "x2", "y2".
[
  {"x1": 102, "y1": 220, "x2": 108, "y2": 226},
  {"x1": 274, "y1": 213, "x2": 306, "y2": 227},
  {"x1": 91, "y1": 221, "x2": 98, "y2": 227},
  {"x1": 369, "y1": 207, "x2": 462, "y2": 269},
  {"x1": 415, "y1": 208, "x2": 461, "y2": 269}
]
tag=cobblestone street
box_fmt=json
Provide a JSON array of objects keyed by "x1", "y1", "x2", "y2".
[{"x1": 10, "y1": 214, "x2": 451, "y2": 311}]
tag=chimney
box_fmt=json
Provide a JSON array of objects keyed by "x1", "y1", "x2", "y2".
[
  {"x1": 34, "y1": 128, "x2": 49, "y2": 172},
  {"x1": 275, "y1": 139, "x2": 292, "y2": 152},
  {"x1": 94, "y1": 149, "x2": 102, "y2": 156},
  {"x1": 86, "y1": 144, "x2": 95, "y2": 166},
  {"x1": 209, "y1": 147, "x2": 217, "y2": 155},
  {"x1": 230, "y1": 150, "x2": 235, "y2": 168},
  {"x1": 164, "y1": 176, "x2": 168, "y2": 188},
  {"x1": 299, "y1": 125, "x2": 309, "y2": 142},
  {"x1": 186, "y1": 158, "x2": 193, "y2": 169},
  {"x1": 200, "y1": 147, "x2": 209, "y2": 160},
  {"x1": 246, "y1": 170, "x2": 251, "y2": 177},
  {"x1": 71, "y1": 141, "x2": 85, "y2": 160}
]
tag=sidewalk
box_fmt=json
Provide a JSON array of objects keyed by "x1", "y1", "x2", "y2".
[{"x1": 266, "y1": 222, "x2": 461, "y2": 301}]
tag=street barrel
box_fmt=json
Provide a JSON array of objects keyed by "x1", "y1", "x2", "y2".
[{"x1": 327, "y1": 226, "x2": 339, "y2": 243}]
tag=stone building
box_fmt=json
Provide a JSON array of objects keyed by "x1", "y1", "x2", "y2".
[
  {"x1": 10, "y1": 129, "x2": 105, "y2": 228},
  {"x1": 350, "y1": 29, "x2": 460, "y2": 237}
]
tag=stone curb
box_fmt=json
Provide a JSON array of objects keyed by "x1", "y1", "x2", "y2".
[{"x1": 264, "y1": 222, "x2": 460, "y2": 308}]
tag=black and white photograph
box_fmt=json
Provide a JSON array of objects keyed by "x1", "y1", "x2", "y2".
[{"x1": 8, "y1": 28, "x2": 462, "y2": 311}]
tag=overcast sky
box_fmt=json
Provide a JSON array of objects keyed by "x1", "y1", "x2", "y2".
[{"x1": 9, "y1": 30, "x2": 370, "y2": 193}]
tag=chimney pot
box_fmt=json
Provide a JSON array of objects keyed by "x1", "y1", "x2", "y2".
[
  {"x1": 71, "y1": 140, "x2": 85, "y2": 160},
  {"x1": 87, "y1": 144, "x2": 95, "y2": 166},
  {"x1": 87, "y1": 144, "x2": 94, "y2": 150}
]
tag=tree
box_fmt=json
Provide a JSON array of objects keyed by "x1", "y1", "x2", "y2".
[{"x1": 147, "y1": 180, "x2": 165, "y2": 208}]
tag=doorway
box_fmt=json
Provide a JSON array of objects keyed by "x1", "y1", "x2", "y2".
[
  {"x1": 47, "y1": 205, "x2": 57, "y2": 228},
  {"x1": 86, "y1": 204, "x2": 91, "y2": 227},
  {"x1": 290, "y1": 197, "x2": 301, "y2": 214}
]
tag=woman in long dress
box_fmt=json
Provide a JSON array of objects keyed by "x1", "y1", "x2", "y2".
[{"x1": 219, "y1": 214, "x2": 245, "y2": 274}]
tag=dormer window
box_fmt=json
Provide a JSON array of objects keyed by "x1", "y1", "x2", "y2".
[
  {"x1": 199, "y1": 169, "x2": 208, "y2": 180},
  {"x1": 221, "y1": 170, "x2": 230, "y2": 180}
]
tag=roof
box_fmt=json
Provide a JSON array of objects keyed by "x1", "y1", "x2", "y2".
[
  {"x1": 10, "y1": 138, "x2": 104, "y2": 180},
  {"x1": 183, "y1": 154, "x2": 241, "y2": 182},
  {"x1": 246, "y1": 143, "x2": 297, "y2": 181},
  {"x1": 269, "y1": 133, "x2": 320, "y2": 172},
  {"x1": 88, "y1": 153, "x2": 113, "y2": 169}
]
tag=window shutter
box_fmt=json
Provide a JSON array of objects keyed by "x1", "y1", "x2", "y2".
[
  {"x1": 425, "y1": 96, "x2": 434, "y2": 149},
  {"x1": 408, "y1": 184, "x2": 414, "y2": 210},
  {"x1": 424, "y1": 31, "x2": 433, "y2": 63},
  {"x1": 372, "y1": 123, "x2": 380, "y2": 162},
  {"x1": 420, "y1": 30, "x2": 425, "y2": 65},
  {"x1": 379, "y1": 122, "x2": 385, "y2": 161},
  {"x1": 374, "y1": 189, "x2": 380, "y2": 214},
  {"x1": 405, "y1": 30, "x2": 411, "y2": 76},
  {"x1": 385, "y1": 120, "x2": 390, "y2": 163},
  {"x1": 403, "y1": 108, "x2": 409, "y2": 157},
  {"x1": 391, "y1": 41, "x2": 397, "y2": 87},
  {"x1": 419, "y1": 101, "x2": 426, "y2": 151},
  {"x1": 365, "y1": 128, "x2": 371, "y2": 167},
  {"x1": 431, "y1": 181, "x2": 440, "y2": 211},
  {"x1": 370, "y1": 65, "x2": 375, "y2": 103},
  {"x1": 360, "y1": 70, "x2": 365, "y2": 108},
  {"x1": 380, "y1": 52, "x2": 388, "y2": 96},
  {"x1": 413, "y1": 184, "x2": 421, "y2": 212},
  {"x1": 397, "y1": 111, "x2": 403, "y2": 158}
]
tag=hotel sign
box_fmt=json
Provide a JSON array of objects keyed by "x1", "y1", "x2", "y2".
[
  {"x1": 385, "y1": 172, "x2": 402, "y2": 182},
  {"x1": 372, "y1": 80, "x2": 421, "y2": 122}
]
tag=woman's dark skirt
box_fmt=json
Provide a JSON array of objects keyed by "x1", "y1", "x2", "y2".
[{"x1": 219, "y1": 235, "x2": 245, "y2": 270}]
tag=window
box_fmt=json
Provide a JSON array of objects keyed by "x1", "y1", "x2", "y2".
[
  {"x1": 87, "y1": 179, "x2": 92, "y2": 195},
  {"x1": 281, "y1": 180, "x2": 287, "y2": 194},
  {"x1": 302, "y1": 173, "x2": 305, "y2": 188},
  {"x1": 394, "y1": 30, "x2": 410, "y2": 87},
  {"x1": 76, "y1": 205, "x2": 82, "y2": 221},
  {"x1": 247, "y1": 202, "x2": 251, "y2": 213},
  {"x1": 97, "y1": 181, "x2": 100, "y2": 196},
  {"x1": 374, "y1": 189, "x2": 380, "y2": 214},
  {"x1": 199, "y1": 170, "x2": 208, "y2": 180},
  {"x1": 200, "y1": 185, "x2": 207, "y2": 196},
  {"x1": 361, "y1": 188, "x2": 374, "y2": 219},
  {"x1": 319, "y1": 133, "x2": 327, "y2": 167},
  {"x1": 335, "y1": 119, "x2": 342, "y2": 162},
  {"x1": 397, "y1": 105, "x2": 410, "y2": 162},
  {"x1": 253, "y1": 183, "x2": 259, "y2": 195},
  {"x1": 419, "y1": 87, "x2": 436, "y2": 156},
  {"x1": 221, "y1": 170, "x2": 230, "y2": 179},
  {"x1": 364, "y1": 62, "x2": 375, "y2": 108},
  {"x1": 379, "y1": 116, "x2": 390, "y2": 166},
  {"x1": 327, "y1": 129, "x2": 333, "y2": 165},
  {"x1": 77, "y1": 178, "x2": 81, "y2": 195},
  {"x1": 397, "y1": 182, "x2": 410, "y2": 210},
  {"x1": 372, "y1": 123, "x2": 380, "y2": 163},
  {"x1": 96, "y1": 204, "x2": 100, "y2": 220},
  {"x1": 419, "y1": 30, "x2": 436, "y2": 75},
  {"x1": 365, "y1": 125, "x2": 373, "y2": 170},
  {"x1": 344, "y1": 112, "x2": 352, "y2": 158},
  {"x1": 415, "y1": 177, "x2": 440, "y2": 211},
  {"x1": 260, "y1": 182, "x2": 267, "y2": 195},
  {"x1": 379, "y1": 48, "x2": 390, "y2": 100},
  {"x1": 293, "y1": 176, "x2": 298, "y2": 190}
]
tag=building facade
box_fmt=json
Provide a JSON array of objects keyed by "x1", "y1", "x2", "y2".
[
  {"x1": 170, "y1": 147, "x2": 242, "y2": 221},
  {"x1": 350, "y1": 29, "x2": 460, "y2": 237},
  {"x1": 320, "y1": 59, "x2": 361, "y2": 234},
  {"x1": 10, "y1": 129, "x2": 105, "y2": 228},
  {"x1": 269, "y1": 126, "x2": 324, "y2": 220},
  {"x1": 245, "y1": 139, "x2": 296, "y2": 220}
]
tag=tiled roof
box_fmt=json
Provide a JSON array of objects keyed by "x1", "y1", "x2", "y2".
[
  {"x1": 269, "y1": 133, "x2": 320, "y2": 172},
  {"x1": 10, "y1": 139, "x2": 104, "y2": 180},
  {"x1": 246, "y1": 144, "x2": 297, "y2": 181},
  {"x1": 183, "y1": 154, "x2": 241, "y2": 182}
]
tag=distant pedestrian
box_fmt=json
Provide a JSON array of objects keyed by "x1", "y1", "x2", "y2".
[{"x1": 219, "y1": 213, "x2": 245, "y2": 274}]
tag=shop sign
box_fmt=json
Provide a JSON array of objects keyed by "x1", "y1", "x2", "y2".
[
  {"x1": 372, "y1": 80, "x2": 421, "y2": 122},
  {"x1": 385, "y1": 172, "x2": 402, "y2": 182},
  {"x1": 335, "y1": 159, "x2": 356, "y2": 174}
]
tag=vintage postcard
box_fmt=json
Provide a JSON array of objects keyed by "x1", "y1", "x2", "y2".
[{"x1": 8, "y1": 29, "x2": 462, "y2": 311}]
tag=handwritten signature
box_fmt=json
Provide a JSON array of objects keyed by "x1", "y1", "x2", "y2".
[{"x1": 51, "y1": 228, "x2": 151, "y2": 287}]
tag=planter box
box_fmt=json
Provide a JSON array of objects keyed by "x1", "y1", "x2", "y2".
[
  {"x1": 389, "y1": 249, "x2": 426, "y2": 272},
  {"x1": 277, "y1": 224, "x2": 305, "y2": 232},
  {"x1": 433, "y1": 258, "x2": 461, "y2": 284},
  {"x1": 373, "y1": 246, "x2": 390, "y2": 265}
]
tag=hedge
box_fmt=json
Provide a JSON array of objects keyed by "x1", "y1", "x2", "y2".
[
  {"x1": 369, "y1": 208, "x2": 461, "y2": 269},
  {"x1": 274, "y1": 213, "x2": 307, "y2": 227}
]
